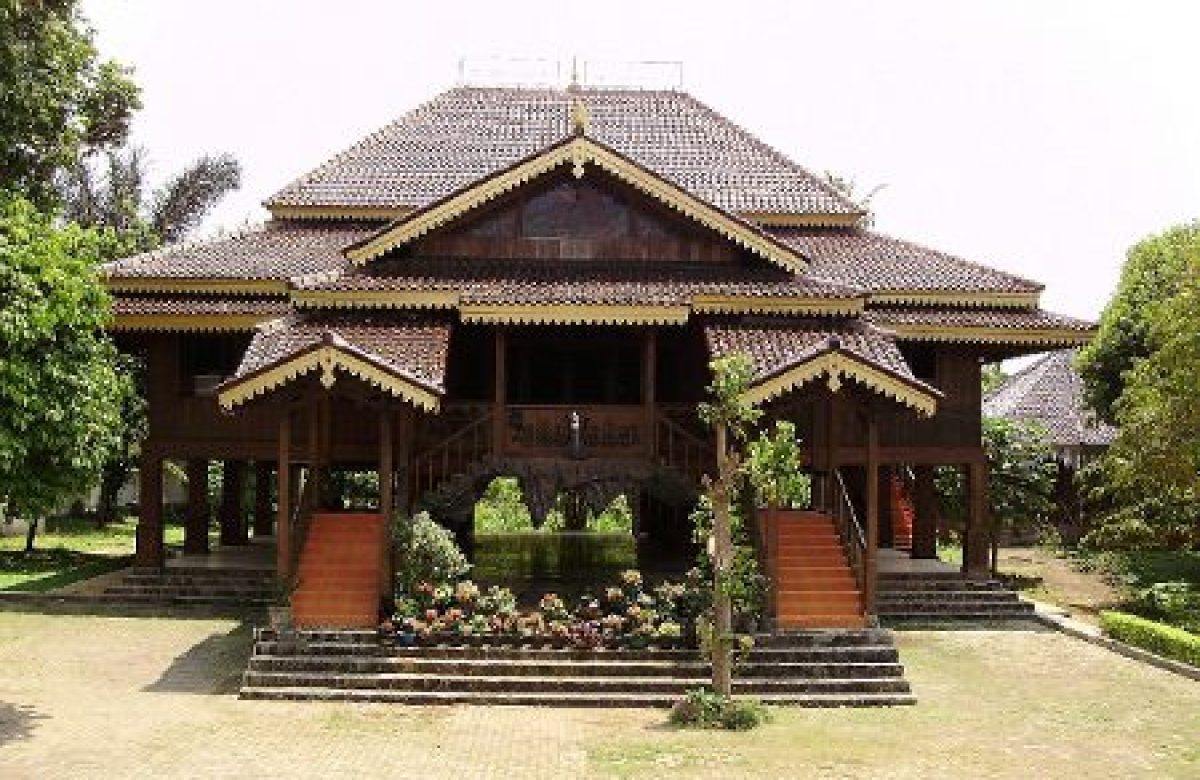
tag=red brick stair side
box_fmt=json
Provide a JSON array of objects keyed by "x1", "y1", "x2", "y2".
[
  {"x1": 292, "y1": 513, "x2": 385, "y2": 629},
  {"x1": 889, "y1": 474, "x2": 915, "y2": 553},
  {"x1": 772, "y1": 510, "x2": 867, "y2": 629}
]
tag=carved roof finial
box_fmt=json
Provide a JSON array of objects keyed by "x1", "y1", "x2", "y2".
[{"x1": 570, "y1": 98, "x2": 590, "y2": 137}]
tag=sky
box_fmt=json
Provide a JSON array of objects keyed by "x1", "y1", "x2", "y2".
[{"x1": 82, "y1": 0, "x2": 1200, "y2": 321}]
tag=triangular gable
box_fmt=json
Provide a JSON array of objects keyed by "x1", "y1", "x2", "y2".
[
  {"x1": 343, "y1": 133, "x2": 809, "y2": 273},
  {"x1": 744, "y1": 339, "x2": 941, "y2": 417}
]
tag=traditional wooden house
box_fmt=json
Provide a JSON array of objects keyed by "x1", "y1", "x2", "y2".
[{"x1": 103, "y1": 85, "x2": 1092, "y2": 630}]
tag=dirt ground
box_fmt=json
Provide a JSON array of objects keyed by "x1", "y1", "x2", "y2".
[
  {"x1": 996, "y1": 546, "x2": 1121, "y2": 625},
  {"x1": 0, "y1": 610, "x2": 1197, "y2": 779}
]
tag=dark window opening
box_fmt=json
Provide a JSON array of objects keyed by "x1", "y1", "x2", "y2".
[
  {"x1": 507, "y1": 330, "x2": 641, "y2": 405},
  {"x1": 179, "y1": 334, "x2": 248, "y2": 396},
  {"x1": 901, "y1": 344, "x2": 938, "y2": 383}
]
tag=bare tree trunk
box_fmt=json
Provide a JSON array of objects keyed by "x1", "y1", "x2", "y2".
[
  {"x1": 24, "y1": 516, "x2": 38, "y2": 554},
  {"x1": 711, "y1": 423, "x2": 734, "y2": 697}
]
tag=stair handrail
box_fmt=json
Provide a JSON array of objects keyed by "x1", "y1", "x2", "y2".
[
  {"x1": 655, "y1": 412, "x2": 714, "y2": 483},
  {"x1": 832, "y1": 467, "x2": 867, "y2": 593},
  {"x1": 287, "y1": 469, "x2": 315, "y2": 584},
  {"x1": 412, "y1": 411, "x2": 493, "y2": 497}
]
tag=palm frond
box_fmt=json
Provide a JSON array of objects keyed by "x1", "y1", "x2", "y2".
[{"x1": 150, "y1": 153, "x2": 242, "y2": 242}]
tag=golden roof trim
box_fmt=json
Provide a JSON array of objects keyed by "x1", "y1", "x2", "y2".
[
  {"x1": 692, "y1": 295, "x2": 863, "y2": 317},
  {"x1": 105, "y1": 278, "x2": 288, "y2": 295},
  {"x1": 886, "y1": 324, "x2": 1094, "y2": 346},
  {"x1": 290, "y1": 289, "x2": 459, "y2": 310},
  {"x1": 744, "y1": 351, "x2": 939, "y2": 417},
  {"x1": 459, "y1": 303, "x2": 691, "y2": 326},
  {"x1": 218, "y1": 343, "x2": 441, "y2": 412},
  {"x1": 110, "y1": 314, "x2": 271, "y2": 333},
  {"x1": 344, "y1": 136, "x2": 808, "y2": 273},
  {"x1": 869, "y1": 290, "x2": 1040, "y2": 308}
]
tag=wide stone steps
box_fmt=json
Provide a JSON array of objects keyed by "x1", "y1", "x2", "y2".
[
  {"x1": 101, "y1": 569, "x2": 274, "y2": 605},
  {"x1": 877, "y1": 574, "x2": 1033, "y2": 620},
  {"x1": 239, "y1": 628, "x2": 914, "y2": 707}
]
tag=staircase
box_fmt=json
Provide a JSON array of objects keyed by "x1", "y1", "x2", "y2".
[
  {"x1": 239, "y1": 628, "x2": 914, "y2": 707},
  {"x1": 102, "y1": 568, "x2": 273, "y2": 605},
  {"x1": 291, "y1": 513, "x2": 386, "y2": 628},
  {"x1": 877, "y1": 572, "x2": 1035, "y2": 621},
  {"x1": 771, "y1": 510, "x2": 867, "y2": 630},
  {"x1": 888, "y1": 472, "x2": 915, "y2": 553}
]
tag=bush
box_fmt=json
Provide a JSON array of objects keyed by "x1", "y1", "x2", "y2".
[
  {"x1": 1100, "y1": 611, "x2": 1200, "y2": 667},
  {"x1": 668, "y1": 688, "x2": 771, "y2": 731},
  {"x1": 393, "y1": 512, "x2": 470, "y2": 594}
]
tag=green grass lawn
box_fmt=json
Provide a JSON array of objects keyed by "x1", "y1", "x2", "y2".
[{"x1": 0, "y1": 514, "x2": 191, "y2": 592}]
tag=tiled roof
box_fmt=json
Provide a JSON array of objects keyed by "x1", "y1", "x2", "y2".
[
  {"x1": 111, "y1": 295, "x2": 291, "y2": 317},
  {"x1": 704, "y1": 316, "x2": 924, "y2": 386},
  {"x1": 868, "y1": 306, "x2": 1093, "y2": 331},
  {"x1": 233, "y1": 311, "x2": 450, "y2": 393},
  {"x1": 101, "y1": 221, "x2": 379, "y2": 282},
  {"x1": 267, "y1": 86, "x2": 860, "y2": 217},
  {"x1": 983, "y1": 349, "x2": 1116, "y2": 448},
  {"x1": 769, "y1": 227, "x2": 1042, "y2": 294},
  {"x1": 296, "y1": 258, "x2": 863, "y2": 307}
]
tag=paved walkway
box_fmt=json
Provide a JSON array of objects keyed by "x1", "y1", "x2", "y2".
[{"x1": 0, "y1": 611, "x2": 1196, "y2": 779}]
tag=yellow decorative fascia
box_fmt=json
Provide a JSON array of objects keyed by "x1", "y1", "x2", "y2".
[
  {"x1": 692, "y1": 295, "x2": 863, "y2": 317},
  {"x1": 744, "y1": 352, "x2": 939, "y2": 417},
  {"x1": 460, "y1": 304, "x2": 691, "y2": 326},
  {"x1": 218, "y1": 345, "x2": 441, "y2": 413},
  {"x1": 886, "y1": 325, "x2": 1094, "y2": 346},
  {"x1": 266, "y1": 205, "x2": 412, "y2": 221},
  {"x1": 869, "y1": 290, "x2": 1041, "y2": 309},
  {"x1": 345, "y1": 136, "x2": 808, "y2": 273},
  {"x1": 742, "y1": 211, "x2": 863, "y2": 228},
  {"x1": 110, "y1": 314, "x2": 271, "y2": 333},
  {"x1": 290, "y1": 289, "x2": 460, "y2": 310},
  {"x1": 105, "y1": 278, "x2": 288, "y2": 296}
]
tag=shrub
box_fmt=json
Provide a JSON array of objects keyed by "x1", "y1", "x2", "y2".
[
  {"x1": 1100, "y1": 611, "x2": 1200, "y2": 667},
  {"x1": 668, "y1": 688, "x2": 771, "y2": 731},
  {"x1": 393, "y1": 512, "x2": 471, "y2": 594}
]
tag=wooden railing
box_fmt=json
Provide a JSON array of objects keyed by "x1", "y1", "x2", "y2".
[
  {"x1": 411, "y1": 411, "x2": 493, "y2": 497},
  {"x1": 287, "y1": 468, "x2": 315, "y2": 583},
  {"x1": 655, "y1": 412, "x2": 714, "y2": 485},
  {"x1": 830, "y1": 468, "x2": 867, "y2": 595}
]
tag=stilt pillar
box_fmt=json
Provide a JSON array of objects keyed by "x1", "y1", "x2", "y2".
[
  {"x1": 877, "y1": 468, "x2": 894, "y2": 549},
  {"x1": 911, "y1": 465, "x2": 939, "y2": 559},
  {"x1": 864, "y1": 412, "x2": 880, "y2": 614},
  {"x1": 218, "y1": 460, "x2": 248, "y2": 546},
  {"x1": 135, "y1": 450, "x2": 165, "y2": 570},
  {"x1": 964, "y1": 459, "x2": 991, "y2": 578},
  {"x1": 277, "y1": 412, "x2": 292, "y2": 582},
  {"x1": 379, "y1": 408, "x2": 395, "y2": 594},
  {"x1": 253, "y1": 461, "x2": 273, "y2": 537},
  {"x1": 183, "y1": 458, "x2": 210, "y2": 555}
]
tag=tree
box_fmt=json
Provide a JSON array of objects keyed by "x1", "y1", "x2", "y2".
[
  {"x1": 1078, "y1": 222, "x2": 1200, "y2": 424},
  {"x1": 697, "y1": 354, "x2": 761, "y2": 696},
  {"x1": 0, "y1": 0, "x2": 140, "y2": 207},
  {"x1": 0, "y1": 193, "x2": 131, "y2": 550},
  {"x1": 55, "y1": 146, "x2": 242, "y2": 525}
]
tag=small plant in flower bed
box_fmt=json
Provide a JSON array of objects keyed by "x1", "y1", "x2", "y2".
[
  {"x1": 668, "y1": 687, "x2": 772, "y2": 731},
  {"x1": 389, "y1": 569, "x2": 705, "y2": 649}
]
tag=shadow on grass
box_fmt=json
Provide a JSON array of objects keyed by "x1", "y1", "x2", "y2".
[
  {"x1": 144, "y1": 620, "x2": 256, "y2": 695},
  {"x1": 0, "y1": 550, "x2": 130, "y2": 593},
  {"x1": 0, "y1": 701, "x2": 48, "y2": 746}
]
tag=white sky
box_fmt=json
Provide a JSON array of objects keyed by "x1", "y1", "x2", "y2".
[{"x1": 82, "y1": 0, "x2": 1200, "y2": 320}]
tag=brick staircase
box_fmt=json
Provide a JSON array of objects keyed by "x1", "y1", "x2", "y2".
[
  {"x1": 888, "y1": 472, "x2": 914, "y2": 553},
  {"x1": 239, "y1": 628, "x2": 914, "y2": 707},
  {"x1": 877, "y1": 572, "x2": 1035, "y2": 621},
  {"x1": 102, "y1": 568, "x2": 273, "y2": 605},
  {"x1": 773, "y1": 511, "x2": 867, "y2": 630},
  {"x1": 291, "y1": 513, "x2": 385, "y2": 628}
]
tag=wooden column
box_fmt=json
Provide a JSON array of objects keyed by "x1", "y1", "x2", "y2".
[
  {"x1": 253, "y1": 461, "x2": 273, "y2": 537},
  {"x1": 378, "y1": 407, "x2": 395, "y2": 592},
  {"x1": 308, "y1": 395, "x2": 321, "y2": 511},
  {"x1": 218, "y1": 460, "x2": 247, "y2": 546},
  {"x1": 965, "y1": 459, "x2": 991, "y2": 578},
  {"x1": 493, "y1": 327, "x2": 506, "y2": 457},
  {"x1": 824, "y1": 390, "x2": 840, "y2": 511},
  {"x1": 134, "y1": 450, "x2": 165, "y2": 570},
  {"x1": 864, "y1": 411, "x2": 880, "y2": 614},
  {"x1": 276, "y1": 411, "x2": 291, "y2": 581},
  {"x1": 911, "y1": 465, "x2": 939, "y2": 559},
  {"x1": 183, "y1": 458, "x2": 210, "y2": 555},
  {"x1": 642, "y1": 328, "x2": 657, "y2": 457},
  {"x1": 877, "y1": 469, "x2": 894, "y2": 549},
  {"x1": 398, "y1": 405, "x2": 415, "y2": 514}
]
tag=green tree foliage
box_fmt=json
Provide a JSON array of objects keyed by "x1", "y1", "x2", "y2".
[
  {"x1": 745, "y1": 420, "x2": 811, "y2": 510},
  {"x1": 474, "y1": 477, "x2": 533, "y2": 532},
  {"x1": 0, "y1": 193, "x2": 131, "y2": 548},
  {"x1": 393, "y1": 511, "x2": 471, "y2": 595},
  {"x1": 0, "y1": 0, "x2": 140, "y2": 207},
  {"x1": 1079, "y1": 222, "x2": 1200, "y2": 425}
]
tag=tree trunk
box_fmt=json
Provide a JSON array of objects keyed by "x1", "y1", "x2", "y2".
[
  {"x1": 96, "y1": 460, "x2": 128, "y2": 528},
  {"x1": 24, "y1": 516, "x2": 38, "y2": 553},
  {"x1": 711, "y1": 422, "x2": 734, "y2": 697}
]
